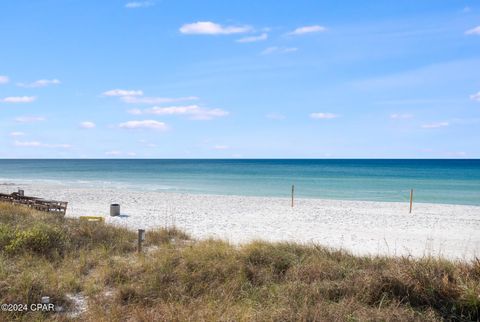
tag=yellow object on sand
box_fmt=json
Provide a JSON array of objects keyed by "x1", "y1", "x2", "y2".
[{"x1": 80, "y1": 216, "x2": 105, "y2": 223}]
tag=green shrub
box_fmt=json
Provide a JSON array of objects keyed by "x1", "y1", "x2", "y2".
[
  {"x1": 0, "y1": 224, "x2": 14, "y2": 249},
  {"x1": 4, "y1": 223, "x2": 66, "y2": 257}
]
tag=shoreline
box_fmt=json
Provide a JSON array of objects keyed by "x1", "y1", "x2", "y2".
[
  {"x1": 2, "y1": 182, "x2": 480, "y2": 260},
  {"x1": 1, "y1": 179, "x2": 479, "y2": 207}
]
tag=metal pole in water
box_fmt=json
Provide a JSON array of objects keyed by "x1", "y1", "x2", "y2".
[
  {"x1": 291, "y1": 184, "x2": 295, "y2": 208},
  {"x1": 409, "y1": 189, "x2": 414, "y2": 214}
]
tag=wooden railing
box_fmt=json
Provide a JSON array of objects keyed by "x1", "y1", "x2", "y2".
[{"x1": 0, "y1": 192, "x2": 68, "y2": 216}]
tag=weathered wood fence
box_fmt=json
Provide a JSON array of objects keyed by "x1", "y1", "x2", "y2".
[{"x1": 0, "y1": 191, "x2": 68, "y2": 216}]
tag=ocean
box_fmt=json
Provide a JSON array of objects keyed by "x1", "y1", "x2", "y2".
[{"x1": 0, "y1": 159, "x2": 479, "y2": 206}]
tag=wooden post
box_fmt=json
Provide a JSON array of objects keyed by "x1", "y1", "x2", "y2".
[
  {"x1": 137, "y1": 229, "x2": 145, "y2": 253},
  {"x1": 291, "y1": 184, "x2": 295, "y2": 208},
  {"x1": 409, "y1": 189, "x2": 414, "y2": 214}
]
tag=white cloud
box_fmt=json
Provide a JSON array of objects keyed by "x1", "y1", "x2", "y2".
[
  {"x1": 126, "y1": 152, "x2": 137, "y2": 156},
  {"x1": 130, "y1": 105, "x2": 229, "y2": 120},
  {"x1": 17, "y1": 79, "x2": 60, "y2": 88},
  {"x1": 79, "y1": 121, "x2": 96, "y2": 129},
  {"x1": 0, "y1": 96, "x2": 36, "y2": 103},
  {"x1": 14, "y1": 140, "x2": 71, "y2": 148},
  {"x1": 266, "y1": 113, "x2": 286, "y2": 120},
  {"x1": 15, "y1": 116, "x2": 46, "y2": 123},
  {"x1": 118, "y1": 120, "x2": 169, "y2": 130},
  {"x1": 310, "y1": 112, "x2": 339, "y2": 119},
  {"x1": 9, "y1": 132, "x2": 25, "y2": 137},
  {"x1": 125, "y1": 1, "x2": 153, "y2": 8},
  {"x1": 261, "y1": 47, "x2": 298, "y2": 55},
  {"x1": 421, "y1": 122, "x2": 449, "y2": 129},
  {"x1": 212, "y1": 145, "x2": 229, "y2": 150},
  {"x1": 105, "y1": 150, "x2": 122, "y2": 156},
  {"x1": 390, "y1": 113, "x2": 413, "y2": 119},
  {"x1": 0, "y1": 75, "x2": 9, "y2": 84},
  {"x1": 180, "y1": 21, "x2": 252, "y2": 35},
  {"x1": 103, "y1": 89, "x2": 198, "y2": 105},
  {"x1": 470, "y1": 92, "x2": 480, "y2": 101},
  {"x1": 287, "y1": 25, "x2": 327, "y2": 36},
  {"x1": 237, "y1": 33, "x2": 268, "y2": 43},
  {"x1": 14, "y1": 141, "x2": 41, "y2": 147},
  {"x1": 103, "y1": 89, "x2": 143, "y2": 97},
  {"x1": 465, "y1": 26, "x2": 480, "y2": 35},
  {"x1": 121, "y1": 95, "x2": 198, "y2": 104},
  {"x1": 134, "y1": 105, "x2": 198, "y2": 115}
]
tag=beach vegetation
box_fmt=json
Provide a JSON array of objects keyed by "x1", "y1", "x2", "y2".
[{"x1": 0, "y1": 202, "x2": 478, "y2": 321}]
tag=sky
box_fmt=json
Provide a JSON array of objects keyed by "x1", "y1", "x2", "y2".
[{"x1": 0, "y1": 0, "x2": 479, "y2": 158}]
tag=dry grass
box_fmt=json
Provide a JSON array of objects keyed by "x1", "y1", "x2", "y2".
[{"x1": 0, "y1": 202, "x2": 479, "y2": 321}]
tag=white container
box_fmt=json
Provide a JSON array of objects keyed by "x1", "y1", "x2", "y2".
[{"x1": 110, "y1": 204, "x2": 120, "y2": 216}]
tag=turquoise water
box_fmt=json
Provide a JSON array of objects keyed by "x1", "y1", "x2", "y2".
[{"x1": 0, "y1": 159, "x2": 479, "y2": 206}]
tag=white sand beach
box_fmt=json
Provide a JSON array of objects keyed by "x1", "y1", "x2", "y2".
[{"x1": 5, "y1": 183, "x2": 480, "y2": 260}]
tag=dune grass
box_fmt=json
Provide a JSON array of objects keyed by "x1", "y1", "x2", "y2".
[{"x1": 0, "y1": 202, "x2": 479, "y2": 321}]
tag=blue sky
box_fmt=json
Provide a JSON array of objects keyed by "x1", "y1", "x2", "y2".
[{"x1": 0, "y1": 0, "x2": 479, "y2": 158}]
